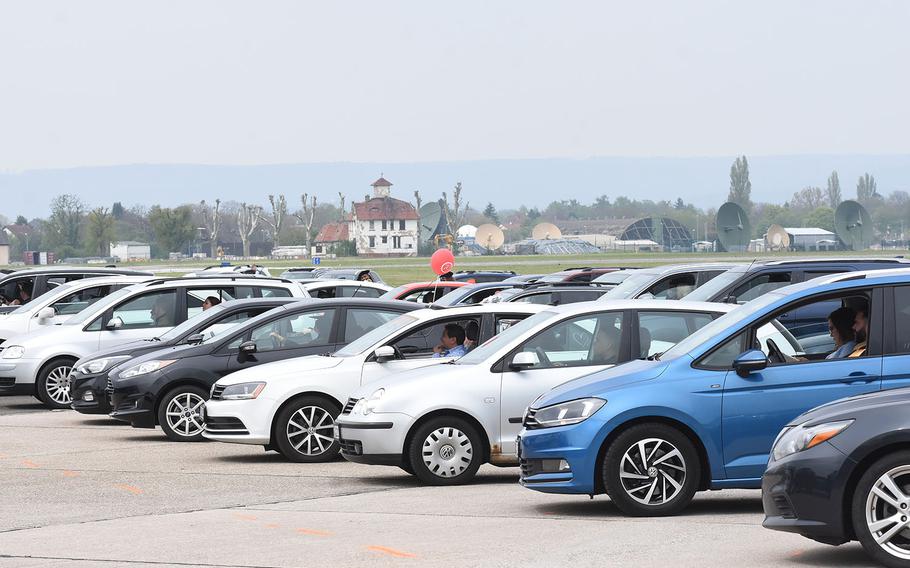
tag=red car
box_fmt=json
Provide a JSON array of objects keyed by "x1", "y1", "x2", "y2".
[
  {"x1": 537, "y1": 267, "x2": 626, "y2": 283},
  {"x1": 379, "y1": 281, "x2": 466, "y2": 303}
]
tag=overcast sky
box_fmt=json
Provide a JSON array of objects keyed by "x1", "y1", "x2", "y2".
[{"x1": 0, "y1": 0, "x2": 908, "y2": 171}]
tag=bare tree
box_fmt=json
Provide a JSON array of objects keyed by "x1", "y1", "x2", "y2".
[
  {"x1": 338, "y1": 192, "x2": 346, "y2": 221},
  {"x1": 264, "y1": 194, "x2": 288, "y2": 248},
  {"x1": 237, "y1": 203, "x2": 262, "y2": 258},
  {"x1": 442, "y1": 181, "x2": 469, "y2": 236},
  {"x1": 200, "y1": 199, "x2": 221, "y2": 258},
  {"x1": 294, "y1": 193, "x2": 317, "y2": 253},
  {"x1": 413, "y1": 189, "x2": 423, "y2": 247}
]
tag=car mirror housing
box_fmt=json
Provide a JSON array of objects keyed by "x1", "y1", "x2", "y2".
[
  {"x1": 36, "y1": 307, "x2": 56, "y2": 321},
  {"x1": 510, "y1": 351, "x2": 540, "y2": 371},
  {"x1": 239, "y1": 341, "x2": 257, "y2": 354},
  {"x1": 106, "y1": 317, "x2": 124, "y2": 330},
  {"x1": 374, "y1": 345, "x2": 395, "y2": 362},
  {"x1": 733, "y1": 349, "x2": 768, "y2": 378},
  {"x1": 186, "y1": 333, "x2": 205, "y2": 345}
]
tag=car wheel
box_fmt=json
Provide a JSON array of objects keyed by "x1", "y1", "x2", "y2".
[
  {"x1": 274, "y1": 397, "x2": 340, "y2": 463},
  {"x1": 852, "y1": 451, "x2": 910, "y2": 568},
  {"x1": 158, "y1": 386, "x2": 208, "y2": 442},
  {"x1": 408, "y1": 416, "x2": 483, "y2": 486},
  {"x1": 603, "y1": 423, "x2": 699, "y2": 516},
  {"x1": 36, "y1": 358, "x2": 77, "y2": 410}
]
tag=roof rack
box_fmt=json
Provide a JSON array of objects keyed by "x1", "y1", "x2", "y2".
[{"x1": 145, "y1": 275, "x2": 295, "y2": 286}]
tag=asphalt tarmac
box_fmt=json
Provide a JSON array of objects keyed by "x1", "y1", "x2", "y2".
[{"x1": 0, "y1": 395, "x2": 878, "y2": 568}]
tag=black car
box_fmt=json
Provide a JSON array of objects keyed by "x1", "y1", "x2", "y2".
[
  {"x1": 314, "y1": 268, "x2": 384, "y2": 283},
  {"x1": 0, "y1": 267, "x2": 154, "y2": 313},
  {"x1": 451, "y1": 270, "x2": 517, "y2": 283},
  {"x1": 763, "y1": 387, "x2": 910, "y2": 567},
  {"x1": 70, "y1": 297, "x2": 298, "y2": 415},
  {"x1": 109, "y1": 298, "x2": 422, "y2": 441},
  {"x1": 493, "y1": 282, "x2": 612, "y2": 305}
]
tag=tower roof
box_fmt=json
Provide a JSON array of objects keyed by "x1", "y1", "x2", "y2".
[{"x1": 371, "y1": 176, "x2": 392, "y2": 188}]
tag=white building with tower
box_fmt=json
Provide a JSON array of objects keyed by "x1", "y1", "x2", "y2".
[{"x1": 346, "y1": 177, "x2": 419, "y2": 257}]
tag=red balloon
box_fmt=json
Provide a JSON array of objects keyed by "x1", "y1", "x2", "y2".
[{"x1": 430, "y1": 248, "x2": 455, "y2": 275}]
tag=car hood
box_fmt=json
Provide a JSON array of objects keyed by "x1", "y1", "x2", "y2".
[
  {"x1": 531, "y1": 359, "x2": 670, "y2": 408},
  {"x1": 2, "y1": 323, "x2": 79, "y2": 347},
  {"x1": 217, "y1": 355, "x2": 345, "y2": 386},
  {"x1": 791, "y1": 386, "x2": 910, "y2": 425},
  {"x1": 75, "y1": 338, "x2": 173, "y2": 364}
]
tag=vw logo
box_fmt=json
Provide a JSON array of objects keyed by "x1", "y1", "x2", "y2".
[{"x1": 439, "y1": 445, "x2": 456, "y2": 460}]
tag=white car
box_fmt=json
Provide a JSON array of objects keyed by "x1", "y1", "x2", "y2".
[
  {"x1": 202, "y1": 304, "x2": 547, "y2": 462},
  {"x1": 184, "y1": 265, "x2": 272, "y2": 277},
  {"x1": 0, "y1": 277, "x2": 308, "y2": 409},
  {"x1": 299, "y1": 279, "x2": 391, "y2": 299},
  {"x1": 335, "y1": 300, "x2": 736, "y2": 485}
]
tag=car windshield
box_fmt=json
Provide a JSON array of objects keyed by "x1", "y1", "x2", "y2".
[
  {"x1": 680, "y1": 267, "x2": 747, "y2": 301},
  {"x1": 593, "y1": 271, "x2": 634, "y2": 286},
  {"x1": 333, "y1": 314, "x2": 420, "y2": 357},
  {"x1": 156, "y1": 304, "x2": 228, "y2": 341},
  {"x1": 456, "y1": 310, "x2": 558, "y2": 365},
  {"x1": 602, "y1": 271, "x2": 659, "y2": 299},
  {"x1": 8, "y1": 281, "x2": 83, "y2": 315},
  {"x1": 63, "y1": 286, "x2": 138, "y2": 325}
]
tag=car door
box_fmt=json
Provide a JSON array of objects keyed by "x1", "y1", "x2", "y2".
[
  {"x1": 720, "y1": 289, "x2": 883, "y2": 480},
  {"x1": 880, "y1": 285, "x2": 910, "y2": 391},
  {"x1": 496, "y1": 311, "x2": 625, "y2": 455},
  {"x1": 95, "y1": 289, "x2": 180, "y2": 350}
]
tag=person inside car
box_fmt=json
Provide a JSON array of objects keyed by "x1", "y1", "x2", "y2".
[
  {"x1": 463, "y1": 321, "x2": 480, "y2": 351},
  {"x1": 151, "y1": 295, "x2": 175, "y2": 327},
  {"x1": 433, "y1": 323, "x2": 467, "y2": 358},
  {"x1": 202, "y1": 296, "x2": 221, "y2": 311},
  {"x1": 590, "y1": 325, "x2": 621, "y2": 364},
  {"x1": 358, "y1": 271, "x2": 374, "y2": 282},
  {"x1": 9, "y1": 281, "x2": 33, "y2": 306},
  {"x1": 846, "y1": 297, "x2": 869, "y2": 358},
  {"x1": 825, "y1": 306, "x2": 857, "y2": 359}
]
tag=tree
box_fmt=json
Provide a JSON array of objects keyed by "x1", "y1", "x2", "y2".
[
  {"x1": 112, "y1": 202, "x2": 125, "y2": 220},
  {"x1": 826, "y1": 171, "x2": 842, "y2": 209},
  {"x1": 263, "y1": 194, "x2": 288, "y2": 248},
  {"x1": 86, "y1": 207, "x2": 116, "y2": 256},
  {"x1": 200, "y1": 199, "x2": 222, "y2": 258},
  {"x1": 804, "y1": 206, "x2": 835, "y2": 232},
  {"x1": 727, "y1": 155, "x2": 753, "y2": 212},
  {"x1": 14, "y1": 215, "x2": 27, "y2": 225},
  {"x1": 674, "y1": 198, "x2": 685, "y2": 210},
  {"x1": 236, "y1": 203, "x2": 263, "y2": 258},
  {"x1": 442, "y1": 182, "x2": 469, "y2": 238},
  {"x1": 483, "y1": 202, "x2": 499, "y2": 223},
  {"x1": 294, "y1": 194, "x2": 317, "y2": 254},
  {"x1": 790, "y1": 186, "x2": 824, "y2": 210},
  {"x1": 857, "y1": 173, "x2": 879, "y2": 203},
  {"x1": 45, "y1": 194, "x2": 85, "y2": 253},
  {"x1": 413, "y1": 190, "x2": 422, "y2": 248},
  {"x1": 149, "y1": 206, "x2": 195, "y2": 255}
]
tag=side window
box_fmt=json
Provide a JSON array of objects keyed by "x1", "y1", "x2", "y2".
[
  {"x1": 391, "y1": 318, "x2": 479, "y2": 358},
  {"x1": 696, "y1": 270, "x2": 724, "y2": 286},
  {"x1": 46, "y1": 276, "x2": 70, "y2": 289},
  {"x1": 514, "y1": 292, "x2": 552, "y2": 305},
  {"x1": 339, "y1": 286, "x2": 383, "y2": 298},
  {"x1": 112, "y1": 290, "x2": 178, "y2": 329},
  {"x1": 261, "y1": 287, "x2": 292, "y2": 298},
  {"x1": 312, "y1": 286, "x2": 337, "y2": 299},
  {"x1": 637, "y1": 311, "x2": 713, "y2": 358},
  {"x1": 464, "y1": 288, "x2": 500, "y2": 305},
  {"x1": 50, "y1": 285, "x2": 117, "y2": 315},
  {"x1": 343, "y1": 309, "x2": 400, "y2": 343},
  {"x1": 198, "y1": 308, "x2": 265, "y2": 339},
  {"x1": 511, "y1": 312, "x2": 624, "y2": 369},
  {"x1": 0, "y1": 276, "x2": 36, "y2": 305},
  {"x1": 185, "y1": 288, "x2": 237, "y2": 319},
  {"x1": 234, "y1": 287, "x2": 256, "y2": 299},
  {"x1": 698, "y1": 329, "x2": 748, "y2": 369},
  {"x1": 891, "y1": 287, "x2": 910, "y2": 355},
  {"x1": 643, "y1": 274, "x2": 697, "y2": 300},
  {"x1": 249, "y1": 309, "x2": 336, "y2": 352},
  {"x1": 399, "y1": 288, "x2": 437, "y2": 303},
  {"x1": 496, "y1": 316, "x2": 525, "y2": 334},
  {"x1": 731, "y1": 272, "x2": 793, "y2": 303}
]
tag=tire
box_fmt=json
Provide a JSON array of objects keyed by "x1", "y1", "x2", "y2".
[
  {"x1": 157, "y1": 386, "x2": 208, "y2": 442},
  {"x1": 399, "y1": 461, "x2": 415, "y2": 475},
  {"x1": 603, "y1": 423, "x2": 699, "y2": 516},
  {"x1": 407, "y1": 416, "x2": 483, "y2": 486},
  {"x1": 274, "y1": 396, "x2": 341, "y2": 463},
  {"x1": 852, "y1": 451, "x2": 910, "y2": 568},
  {"x1": 36, "y1": 358, "x2": 77, "y2": 410}
]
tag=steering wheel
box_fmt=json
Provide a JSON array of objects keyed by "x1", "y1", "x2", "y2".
[
  {"x1": 569, "y1": 327, "x2": 588, "y2": 347},
  {"x1": 765, "y1": 338, "x2": 786, "y2": 364}
]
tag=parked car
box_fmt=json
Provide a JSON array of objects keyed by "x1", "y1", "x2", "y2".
[
  {"x1": 537, "y1": 267, "x2": 626, "y2": 283},
  {"x1": 185, "y1": 265, "x2": 272, "y2": 277},
  {"x1": 380, "y1": 281, "x2": 466, "y2": 303},
  {"x1": 70, "y1": 297, "x2": 298, "y2": 415},
  {"x1": 336, "y1": 300, "x2": 734, "y2": 485},
  {"x1": 299, "y1": 279, "x2": 391, "y2": 299},
  {"x1": 590, "y1": 270, "x2": 636, "y2": 287},
  {"x1": 203, "y1": 304, "x2": 544, "y2": 462},
  {"x1": 0, "y1": 267, "x2": 154, "y2": 314},
  {"x1": 600, "y1": 263, "x2": 740, "y2": 300},
  {"x1": 279, "y1": 267, "x2": 326, "y2": 280},
  {"x1": 0, "y1": 276, "x2": 151, "y2": 345},
  {"x1": 0, "y1": 276, "x2": 308, "y2": 408},
  {"x1": 763, "y1": 387, "x2": 910, "y2": 567},
  {"x1": 502, "y1": 274, "x2": 544, "y2": 284},
  {"x1": 517, "y1": 269, "x2": 910, "y2": 516},
  {"x1": 313, "y1": 268, "x2": 384, "y2": 284},
  {"x1": 451, "y1": 270, "x2": 517, "y2": 283},
  {"x1": 110, "y1": 298, "x2": 422, "y2": 441},
  {"x1": 487, "y1": 283, "x2": 612, "y2": 305},
  {"x1": 432, "y1": 282, "x2": 518, "y2": 306}
]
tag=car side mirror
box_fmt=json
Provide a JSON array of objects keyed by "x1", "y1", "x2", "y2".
[
  {"x1": 733, "y1": 349, "x2": 768, "y2": 378},
  {"x1": 239, "y1": 341, "x2": 257, "y2": 354},
  {"x1": 36, "y1": 307, "x2": 56, "y2": 322},
  {"x1": 724, "y1": 295, "x2": 738, "y2": 304},
  {"x1": 510, "y1": 351, "x2": 540, "y2": 371},
  {"x1": 186, "y1": 333, "x2": 205, "y2": 345},
  {"x1": 106, "y1": 317, "x2": 124, "y2": 330},
  {"x1": 374, "y1": 345, "x2": 395, "y2": 362}
]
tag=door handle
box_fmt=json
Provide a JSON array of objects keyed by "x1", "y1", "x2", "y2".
[{"x1": 841, "y1": 373, "x2": 875, "y2": 385}]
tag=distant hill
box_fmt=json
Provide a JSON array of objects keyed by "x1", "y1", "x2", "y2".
[{"x1": 4, "y1": 155, "x2": 910, "y2": 218}]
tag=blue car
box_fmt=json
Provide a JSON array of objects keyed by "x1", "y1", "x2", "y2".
[{"x1": 518, "y1": 268, "x2": 910, "y2": 516}]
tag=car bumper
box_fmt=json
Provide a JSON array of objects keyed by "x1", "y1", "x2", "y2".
[
  {"x1": 761, "y1": 441, "x2": 853, "y2": 545},
  {"x1": 518, "y1": 419, "x2": 605, "y2": 495},
  {"x1": 0, "y1": 358, "x2": 42, "y2": 391},
  {"x1": 201, "y1": 397, "x2": 276, "y2": 445},
  {"x1": 70, "y1": 372, "x2": 112, "y2": 414},
  {"x1": 334, "y1": 413, "x2": 414, "y2": 466},
  {"x1": 110, "y1": 386, "x2": 157, "y2": 428}
]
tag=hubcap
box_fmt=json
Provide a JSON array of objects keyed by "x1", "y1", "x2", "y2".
[
  {"x1": 45, "y1": 365, "x2": 74, "y2": 405},
  {"x1": 618, "y1": 437, "x2": 686, "y2": 506},
  {"x1": 421, "y1": 427, "x2": 473, "y2": 478},
  {"x1": 865, "y1": 465, "x2": 910, "y2": 560},
  {"x1": 286, "y1": 406, "x2": 335, "y2": 456},
  {"x1": 165, "y1": 393, "x2": 205, "y2": 437}
]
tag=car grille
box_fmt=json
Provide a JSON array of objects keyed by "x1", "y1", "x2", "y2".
[
  {"x1": 341, "y1": 397, "x2": 358, "y2": 415},
  {"x1": 338, "y1": 438, "x2": 362, "y2": 456},
  {"x1": 210, "y1": 385, "x2": 226, "y2": 400},
  {"x1": 203, "y1": 416, "x2": 249, "y2": 434},
  {"x1": 105, "y1": 378, "x2": 114, "y2": 406},
  {"x1": 519, "y1": 458, "x2": 539, "y2": 478},
  {"x1": 523, "y1": 408, "x2": 541, "y2": 429},
  {"x1": 0, "y1": 377, "x2": 15, "y2": 388},
  {"x1": 771, "y1": 495, "x2": 796, "y2": 519}
]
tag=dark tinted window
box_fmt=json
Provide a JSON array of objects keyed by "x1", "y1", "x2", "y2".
[
  {"x1": 637, "y1": 311, "x2": 713, "y2": 358},
  {"x1": 343, "y1": 309, "x2": 400, "y2": 343},
  {"x1": 892, "y1": 287, "x2": 910, "y2": 354},
  {"x1": 261, "y1": 287, "x2": 292, "y2": 298},
  {"x1": 731, "y1": 271, "x2": 793, "y2": 303},
  {"x1": 643, "y1": 274, "x2": 696, "y2": 300}
]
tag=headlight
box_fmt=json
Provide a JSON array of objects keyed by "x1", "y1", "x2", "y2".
[
  {"x1": 1, "y1": 346, "x2": 24, "y2": 359},
  {"x1": 77, "y1": 356, "x2": 130, "y2": 375},
  {"x1": 531, "y1": 397, "x2": 606, "y2": 428},
  {"x1": 119, "y1": 360, "x2": 176, "y2": 379},
  {"x1": 219, "y1": 382, "x2": 266, "y2": 400},
  {"x1": 352, "y1": 388, "x2": 385, "y2": 416},
  {"x1": 771, "y1": 419, "x2": 854, "y2": 462}
]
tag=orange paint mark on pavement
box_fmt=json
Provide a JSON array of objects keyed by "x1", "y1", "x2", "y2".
[
  {"x1": 367, "y1": 546, "x2": 417, "y2": 559},
  {"x1": 62, "y1": 470, "x2": 80, "y2": 477},
  {"x1": 21, "y1": 459, "x2": 39, "y2": 468},
  {"x1": 789, "y1": 550, "x2": 804, "y2": 558},
  {"x1": 233, "y1": 513, "x2": 258, "y2": 521},
  {"x1": 296, "y1": 528, "x2": 333, "y2": 537},
  {"x1": 264, "y1": 523, "x2": 281, "y2": 529},
  {"x1": 114, "y1": 484, "x2": 143, "y2": 495}
]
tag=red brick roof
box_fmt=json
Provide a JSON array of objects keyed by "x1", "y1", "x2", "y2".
[
  {"x1": 352, "y1": 197, "x2": 419, "y2": 221},
  {"x1": 371, "y1": 177, "x2": 392, "y2": 187},
  {"x1": 315, "y1": 222, "x2": 349, "y2": 243}
]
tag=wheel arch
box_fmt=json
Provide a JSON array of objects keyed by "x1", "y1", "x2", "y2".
[
  {"x1": 403, "y1": 408, "x2": 492, "y2": 464},
  {"x1": 34, "y1": 354, "x2": 81, "y2": 398}
]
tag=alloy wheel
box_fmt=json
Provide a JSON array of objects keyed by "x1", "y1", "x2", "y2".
[
  {"x1": 286, "y1": 406, "x2": 335, "y2": 456},
  {"x1": 865, "y1": 464, "x2": 910, "y2": 560},
  {"x1": 165, "y1": 392, "x2": 206, "y2": 437},
  {"x1": 618, "y1": 437, "x2": 687, "y2": 506},
  {"x1": 421, "y1": 427, "x2": 474, "y2": 478},
  {"x1": 45, "y1": 365, "x2": 74, "y2": 405}
]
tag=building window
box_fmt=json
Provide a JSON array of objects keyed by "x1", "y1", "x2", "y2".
[
  {"x1": 392, "y1": 236, "x2": 401, "y2": 248},
  {"x1": 381, "y1": 236, "x2": 388, "y2": 244},
  {"x1": 369, "y1": 236, "x2": 375, "y2": 248},
  {"x1": 369, "y1": 220, "x2": 375, "y2": 230},
  {"x1": 406, "y1": 243, "x2": 413, "y2": 248},
  {"x1": 399, "y1": 220, "x2": 405, "y2": 230},
  {"x1": 381, "y1": 220, "x2": 387, "y2": 230}
]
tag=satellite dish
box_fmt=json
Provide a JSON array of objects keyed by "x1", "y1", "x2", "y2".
[
  {"x1": 419, "y1": 201, "x2": 447, "y2": 243},
  {"x1": 457, "y1": 224, "x2": 478, "y2": 238},
  {"x1": 716, "y1": 202, "x2": 752, "y2": 252},
  {"x1": 766, "y1": 224, "x2": 791, "y2": 251},
  {"x1": 835, "y1": 200, "x2": 873, "y2": 251},
  {"x1": 532, "y1": 222, "x2": 562, "y2": 240},
  {"x1": 475, "y1": 223, "x2": 505, "y2": 251}
]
